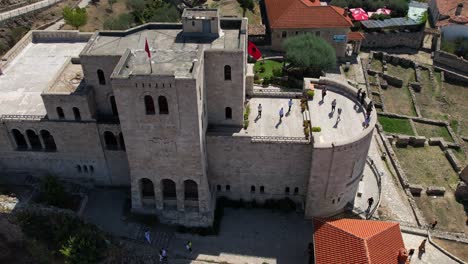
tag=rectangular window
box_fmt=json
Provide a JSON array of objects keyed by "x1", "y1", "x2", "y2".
[
  {"x1": 282, "y1": 31, "x2": 287, "y2": 38},
  {"x1": 296, "y1": 31, "x2": 299, "y2": 35},
  {"x1": 315, "y1": 31, "x2": 320, "y2": 37}
]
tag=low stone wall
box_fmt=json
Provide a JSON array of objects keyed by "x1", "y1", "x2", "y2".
[
  {"x1": 363, "y1": 30, "x2": 424, "y2": 49},
  {"x1": 382, "y1": 73, "x2": 403, "y2": 87},
  {"x1": 434, "y1": 50, "x2": 468, "y2": 74},
  {"x1": 32, "y1": 30, "x2": 93, "y2": 43},
  {"x1": 0, "y1": 30, "x2": 33, "y2": 73},
  {"x1": 426, "y1": 186, "x2": 446, "y2": 196}
]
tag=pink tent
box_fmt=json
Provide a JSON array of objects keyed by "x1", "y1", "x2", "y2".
[
  {"x1": 376, "y1": 8, "x2": 391, "y2": 15},
  {"x1": 350, "y1": 8, "x2": 369, "y2": 21}
]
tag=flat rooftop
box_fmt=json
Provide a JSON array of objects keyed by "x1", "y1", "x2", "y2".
[
  {"x1": 309, "y1": 87, "x2": 367, "y2": 145},
  {"x1": 245, "y1": 98, "x2": 305, "y2": 138},
  {"x1": 46, "y1": 61, "x2": 86, "y2": 94},
  {"x1": 183, "y1": 8, "x2": 218, "y2": 18},
  {"x1": 0, "y1": 42, "x2": 86, "y2": 116},
  {"x1": 85, "y1": 27, "x2": 242, "y2": 77}
]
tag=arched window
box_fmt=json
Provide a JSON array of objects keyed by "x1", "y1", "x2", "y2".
[
  {"x1": 89, "y1": 165, "x2": 94, "y2": 173},
  {"x1": 260, "y1": 186, "x2": 265, "y2": 193},
  {"x1": 77, "y1": 165, "x2": 82, "y2": 173},
  {"x1": 285, "y1": 187, "x2": 290, "y2": 194},
  {"x1": 294, "y1": 187, "x2": 299, "y2": 195},
  {"x1": 119, "y1": 133, "x2": 126, "y2": 151},
  {"x1": 224, "y1": 65, "x2": 231, "y2": 80},
  {"x1": 184, "y1": 180, "x2": 198, "y2": 200},
  {"x1": 97, "y1": 69, "x2": 106, "y2": 85},
  {"x1": 40, "y1": 130, "x2": 57, "y2": 151},
  {"x1": 251, "y1": 185, "x2": 255, "y2": 193},
  {"x1": 73, "y1": 107, "x2": 81, "y2": 121},
  {"x1": 56, "y1": 107, "x2": 65, "y2": 119},
  {"x1": 104, "y1": 131, "x2": 118, "y2": 150},
  {"x1": 12, "y1": 129, "x2": 27, "y2": 150},
  {"x1": 226, "y1": 185, "x2": 230, "y2": 191},
  {"x1": 140, "y1": 178, "x2": 155, "y2": 197},
  {"x1": 26, "y1": 130, "x2": 42, "y2": 150},
  {"x1": 162, "y1": 179, "x2": 176, "y2": 200},
  {"x1": 144, "y1": 95, "x2": 155, "y2": 115},
  {"x1": 158, "y1": 96, "x2": 168, "y2": 115},
  {"x1": 225, "y1": 107, "x2": 232, "y2": 120},
  {"x1": 110, "y1": 96, "x2": 118, "y2": 117},
  {"x1": 216, "y1": 185, "x2": 221, "y2": 191},
  {"x1": 83, "y1": 165, "x2": 88, "y2": 173}
]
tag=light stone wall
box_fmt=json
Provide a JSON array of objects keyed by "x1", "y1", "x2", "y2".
[
  {"x1": 205, "y1": 50, "x2": 245, "y2": 127},
  {"x1": 42, "y1": 88, "x2": 96, "y2": 121},
  {"x1": 112, "y1": 74, "x2": 213, "y2": 226},
  {"x1": 79, "y1": 55, "x2": 121, "y2": 117},
  {"x1": 270, "y1": 28, "x2": 350, "y2": 58},
  {"x1": 0, "y1": 120, "x2": 112, "y2": 185},
  {"x1": 206, "y1": 135, "x2": 312, "y2": 204}
]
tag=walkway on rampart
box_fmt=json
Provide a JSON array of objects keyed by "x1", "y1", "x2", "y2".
[{"x1": 0, "y1": 0, "x2": 63, "y2": 23}]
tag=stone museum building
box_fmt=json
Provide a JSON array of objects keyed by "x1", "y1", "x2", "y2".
[{"x1": 0, "y1": 8, "x2": 375, "y2": 226}]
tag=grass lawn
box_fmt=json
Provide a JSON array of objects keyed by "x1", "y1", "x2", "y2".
[
  {"x1": 380, "y1": 85, "x2": 417, "y2": 116},
  {"x1": 413, "y1": 121, "x2": 453, "y2": 142},
  {"x1": 378, "y1": 116, "x2": 415, "y2": 135},
  {"x1": 254, "y1": 60, "x2": 283, "y2": 80},
  {"x1": 393, "y1": 145, "x2": 466, "y2": 232},
  {"x1": 370, "y1": 59, "x2": 382, "y2": 72},
  {"x1": 386, "y1": 64, "x2": 415, "y2": 85}
]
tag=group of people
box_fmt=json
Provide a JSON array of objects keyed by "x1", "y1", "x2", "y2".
[
  {"x1": 357, "y1": 88, "x2": 373, "y2": 128},
  {"x1": 257, "y1": 98, "x2": 294, "y2": 122},
  {"x1": 145, "y1": 230, "x2": 193, "y2": 263}
]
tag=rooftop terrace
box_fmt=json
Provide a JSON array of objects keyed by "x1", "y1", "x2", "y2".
[
  {"x1": 0, "y1": 41, "x2": 86, "y2": 116},
  {"x1": 46, "y1": 61, "x2": 86, "y2": 94}
]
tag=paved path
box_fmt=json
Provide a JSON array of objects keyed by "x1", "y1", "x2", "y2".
[
  {"x1": 402, "y1": 233, "x2": 458, "y2": 264},
  {"x1": 0, "y1": 0, "x2": 62, "y2": 22}
]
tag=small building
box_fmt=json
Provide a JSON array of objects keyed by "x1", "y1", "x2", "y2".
[
  {"x1": 312, "y1": 218, "x2": 408, "y2": 264},
  {"x1": 264, "y1": 0, "x2": 354, "y2": 58}
]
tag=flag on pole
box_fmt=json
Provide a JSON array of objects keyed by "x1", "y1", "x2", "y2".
[
  {"x1": 145, "y1": 38, "x2": 151, "y2": 58},
  {"x1": 248, "y1": 41, "x2": 262, "y2": 60}
]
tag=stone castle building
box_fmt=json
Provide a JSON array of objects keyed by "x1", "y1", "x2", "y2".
[{"x1": 0, "y1": 8, "x2": 375, "y2": 226}]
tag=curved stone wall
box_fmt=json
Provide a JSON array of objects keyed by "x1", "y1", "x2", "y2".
[{"x1": 304, "y1": 77, "x2": 376, "y2": 218}]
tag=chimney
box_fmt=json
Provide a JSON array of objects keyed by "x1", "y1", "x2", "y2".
[
  {"x1": 398, "y1": 248, "x2": 409, "y2": 264},
  {"x1": 455, "y1": 3, "x2": 463, "y2": 16}
]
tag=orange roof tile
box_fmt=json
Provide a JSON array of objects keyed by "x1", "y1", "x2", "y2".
[
  {"x1": 265, "y1": 0, "x2": 353, "y2": 29},
  {"x1": 313, "y1": 218, "x2": 406, "y2": 264},
  {"x1": 348, "y1": 32, "x2": 365, "y2": 41},
  {"x1": 434, "y1": 0, "x2": 468, "y2": 26}
]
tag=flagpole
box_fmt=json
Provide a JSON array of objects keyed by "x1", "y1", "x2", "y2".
[{"x1": 149, "y1": 59, "x2": 153, "y2": 74}]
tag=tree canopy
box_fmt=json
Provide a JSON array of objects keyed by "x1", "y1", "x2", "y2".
[
  {"x1": 63, "y1": 7, "x2": 88, "y2": 29},
  {"x1": 283, "y1": 34, "x2": 336, "y2": 75},
  {"x1": 127, "y1": 0, "x2": 179, "y2": 24},
  {"x1": 237, "y1": 0, "x2": 254, "y2": 17}
]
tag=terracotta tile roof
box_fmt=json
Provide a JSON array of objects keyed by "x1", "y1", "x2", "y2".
[
  {"x1": 435, "y1": 0, "x2": 468, "y2": 26},
  {"x1": 347, "y1": 32, "x2": 365, "y2": 41},
  {"x1": 265, "y1": 0, "x2": 353, "y2": 29},
  {"x1": 313, "y1": 218, "x2": 406, "y2": 264}
]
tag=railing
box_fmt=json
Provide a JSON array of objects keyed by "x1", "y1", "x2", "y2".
[
  {"x1": 0, "y1": 114, "x2": 45, "y2": 121},
  {"x1": 251, "y1": 136, "x2": 310, "y2": 144},
  {"x1": 253, "y1": 87, "x2": 303, "y2": 98},
  {"x1": 0, "y1": 0, "x2": 64, "y2": 23}
]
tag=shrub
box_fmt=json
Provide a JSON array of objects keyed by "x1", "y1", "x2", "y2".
[
  {"x1": 258, "y1": 66, "x2": 265, "y2": 73},
  {"x1": 243, "y1": 120, "x2": 249, "y2": 129},
  {"x1": 63, "y1": 7, "x2": 87, "y2": 29},
  {"x1": 39, "y1": 175, "x2": 72, "y2": 209},
  {"x1": 272, "y1": 67, "x2": 282, "y2": 77},
  {"x1": 306, "y1": 90, "x2": 314, "y2": 98},
  {"x1": 60, "y1": 227, "x2": 106, "y2": 264},
  {"x1": 304, "y1": 127, "x2": 310, "y2": 138},
  {"x1": 371, "y1": 13, "x2": 391, "y2": 20},
  {"x1": 303, "y1": 120, "x2": 311, "y2": 128},
  {"x1": 312, "y1": 126, "x2": 321, "y2": 132},
  {"x1": 103, "y1": 13, "x2": 134, "y2": 30}
]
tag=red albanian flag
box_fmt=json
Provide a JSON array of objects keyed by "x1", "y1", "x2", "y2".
[
  {"x1": 248, "y1": 40, "x2": 262, "y2": 60},
  {"x1": 145, "y1": 38, "x2": 151, "y2": 58}
]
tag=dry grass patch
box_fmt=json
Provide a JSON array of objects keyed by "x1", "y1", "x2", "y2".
[
  {"x1": 386, "y1": 64, "x2": 415, "y2": 85},
  {"x1": 413, "y1": 121, "x2": 453, "y2": 142},
  {"x1": 393, "y1": 145, "x2": 467, "y2": 232},
  {"x1": 380, "y1": 85, "x2": 416, "y2": 116},
  {"x1": 207, "y1": 0, "x2": 261, "y2": 25},
  {"x1": 432, "y1": 238, "x2": 468, "y2": 262}
]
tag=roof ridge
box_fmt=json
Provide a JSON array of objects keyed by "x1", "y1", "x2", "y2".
[
  {"x1": 364, "y1": 239, "x2": 372, "y2": 264},
  {"x1": 323, "y1": 220, "x2": 368, "y2": 241},
  {"x1": 366, "y1": 222, "x2": 399, "y2": 240}
]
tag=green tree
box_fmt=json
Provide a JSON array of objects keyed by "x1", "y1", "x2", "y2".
[
  {"x1": 237, "y1": 0, "x2": 254, "y2": 17},
  {"x1": 329, "y1": 0, "x2": 348, "y2": 8},
  {"x1": 63, "y1": 7, "x2": 88, "y2": 29},
  {"x1": 104, "y1": 13, "x2": 134, "y2": 29},
  {"x1": 283, "y1": 34, "x2": 336, "y2": 77},
  {"x1": 108, "y1": 0, "x2": 117, "y2": 11},
  {"x1": 39, "y1": 175, "x2": 71, "y2": 208}
]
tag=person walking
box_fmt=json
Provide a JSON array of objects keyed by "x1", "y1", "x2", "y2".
[
  {"x1": 357, "y1": 88, "x2": 362, "y2": 100},
  {"x1": 161, "y1": 248, "x2": 168, "y2": 262},
  {"x1": 367, "y1": 197, "x2": 374, "y2": 210},
  {"x1": 431, "y1": 219, "x2": 438, "y2": 229},
  {"x1": 360, "y1": 91, "x2": 366, "y2": 105},
  {"x1": 258, "y1": 104, "x2": 262, "y2": 118},
  {"x1": 185, "y1": 241, "x2": 193, "y2": 252},
  {"x1": 288, "y1": 98, "x2": 293, "y2": 113},
  {"x1": 144, "y1": 230, "x2": 151, "y2": 244},
  {"x1": 419, "y1": 239, "x2": 427, "y2": 253},
  {"x1": 279, "y1": 107, "x2": 284, "y2": 121},
  {"x1": 322, "y1": 87, "x2": 327, "y2": 100},
  {"x1": 366, "y1": 101, "x2": 373, "y2": 116},
  {"x1": 331, "y1": 99, "x2": 337, "y2": 113}
]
